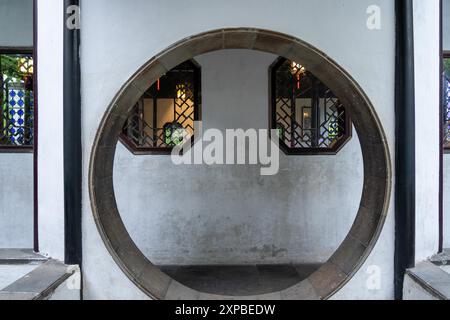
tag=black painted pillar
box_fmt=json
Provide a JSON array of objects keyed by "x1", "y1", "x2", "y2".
[
  {"x1": 63, "y1": 0, "x2": 82, "y2": 265},
  {"x1": 439, "y1": 0, "x2": 444, "y2": 255},
  {"x1": 394, "y1": 0, "x2": 416, "y2": 300}
]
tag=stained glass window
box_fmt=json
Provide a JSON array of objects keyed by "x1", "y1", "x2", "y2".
[
  {"x1": 444, "y1": 57, "x2": 450, "y2": 150},
  {"x1": 0, "y1": 53, "x2": 34, "y2": 149},
  {"x1": 121, "y1": 60, "x2": 200, "y2": 154},
  {"x1": 271, "y1": 57, "x2": 351, "y2": 155}
]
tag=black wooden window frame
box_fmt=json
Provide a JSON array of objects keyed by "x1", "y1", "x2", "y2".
[
  {"x1": 443, "y1": 52, "x2": 450, "y2": 153},
  {"x1": 0, "y1": 48, "x2": 34, "y2": 153},
  {"x1": 120, "y1": 59, "x2": 201, "y2": 155},
  {"x1": 269, "y1": 57, "x2": 352, "y2": 156}
]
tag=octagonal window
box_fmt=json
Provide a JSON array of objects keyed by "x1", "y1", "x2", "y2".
[
  {"x1": 271, "y1": 57, "x2": 352, "y2": 155},
  {"x1": 120, "y1": 60, "x2": 201, "y2": 154}
]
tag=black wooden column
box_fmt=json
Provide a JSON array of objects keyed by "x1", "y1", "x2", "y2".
[
  {"x1": 63, "y1": 0, "x2": 82, "y2": 265},
  {"x1": 439, "y1": 0, "x2": 444, "y2": 255},
  {"x1": 394, "y1": 0, "x2": 416, "y2": 300},
  {"x1": 33, "y1": 0, "x2": 39, "y2": 253}
]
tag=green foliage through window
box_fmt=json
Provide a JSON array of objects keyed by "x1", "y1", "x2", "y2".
[{"x1": 444, "y1": 58, "x2": 450, "y2": 79}]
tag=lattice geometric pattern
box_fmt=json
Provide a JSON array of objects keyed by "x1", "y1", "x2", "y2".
[
  {"x1": 124, "y1": 108, "x2": 166, "y2": 148},
  {"x1": 0, "y1": 54, "x2": 34, "y2": 148},
  {"x1": 444, "y1": 76, "x2": 450, "y2": 149},
  {"x1": 122, "y1": 60, "x2": 199, "y2": 153},
  {"x1": 174, "y1": 83, "x2": 195, "y2": 133},
  {"x1": 272, "y1": 58, "x2": 350, "y2": 153}
]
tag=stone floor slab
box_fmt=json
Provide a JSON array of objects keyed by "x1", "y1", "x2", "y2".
[
  {"x1": 159, "y1": 264, "x2": 322, "y2": 297},
  {"x1": 0, "y1": 249, "x2": 47, "y2": 265},
  {"x1": 0, "y1": 260, "x2": 75, "y2": 300}
]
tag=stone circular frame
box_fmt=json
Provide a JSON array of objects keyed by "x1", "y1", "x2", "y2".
[{"x1": 89, "y1": 28, "x2": 391, "y2": 300}]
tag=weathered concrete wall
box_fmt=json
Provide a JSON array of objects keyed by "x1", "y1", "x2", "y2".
[
  {"x1": 0, "y1": 154, "x2": 33, "y2": 248},
  {"x1": 78, "y1": 0, "x2": 396, "y2": 300},
  {"x1": 443, "y1": 0, "x2": 450, "y2": 50},
  {"x1": 0, "y1": 0, "x2": 34, "y2": 249},
  {"x1": 413, "y1": 0, "x2": 441, "y2": 261},
  {"x1": 114, "y1": 49, "x2": 363, "y2": 266},
  {"x1": 0, "y1": 0, "x2": 33, "y2": 47},
  {"x1": 444, "y1": 149, "x2": 450, "y2": 252},
  {"x1": 443, "y1": 0, "x2": 450, "y2": 249}
]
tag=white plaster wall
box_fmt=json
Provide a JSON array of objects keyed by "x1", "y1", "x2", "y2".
[
  {"x1": 80, "y1": 0, "x2": 396, "y2": 300},
  {"x1": 414, "y1": 0, "x2": 441, "y2": 261},
  {"x1": 37, "y1": 0, "x2": 65, "y2": 260},
  {"x1": 0, "y1": 154, "x2": 34, "y2": 248},
  {"x1": 443, "y1": 0, "x2": 450, "y2": 50},
  {"x1": 443, "y1": 0, "x2": 450, "y2": 249},
  {"x1": 444, "y1": 152, "x2": 450, "y2": 245},
  {"x1": 0, "y1": 0, "x2": 33, "y2": 47},
  {"x1": 414, "y1": 0, "x2": 440, "y2": 262},
  {"x1": 0, "y1": 0, "x2": 34, "y2": 249},
  {"x1": 114, "y1": 49, "x2": 363, "y2": 266}
]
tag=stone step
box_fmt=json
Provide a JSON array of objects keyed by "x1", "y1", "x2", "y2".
[
  {"x1": 0, "y1": 260, "x2": 80, "y2": 300},
  {"x1": 0, "y1": 249, "x2": 48, "y2": 265},
  {"x1": 404, "y1": 261, "x2": 450, "y2": 300}
]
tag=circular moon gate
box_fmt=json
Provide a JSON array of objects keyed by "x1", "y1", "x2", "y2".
[{"x1": 89, "y1": 28, "x2": 391, "y2": 300}]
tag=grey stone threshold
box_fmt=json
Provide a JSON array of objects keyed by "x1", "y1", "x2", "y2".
[
  {"x1": 0, "y1": 260, "x2": 76, "y2": 300},
  {"x1": 159, "y1": 264, "x2": 321, "y2": 296},
  {"x1": 430, "y1": 249, "x2": 450, "y2": 266},
  {"x1": 406, "y1": 261, "x2": 450, "y2": 300},
  {"x1": 0, "y1": 249, "x2": 48, "y2": 265}
]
